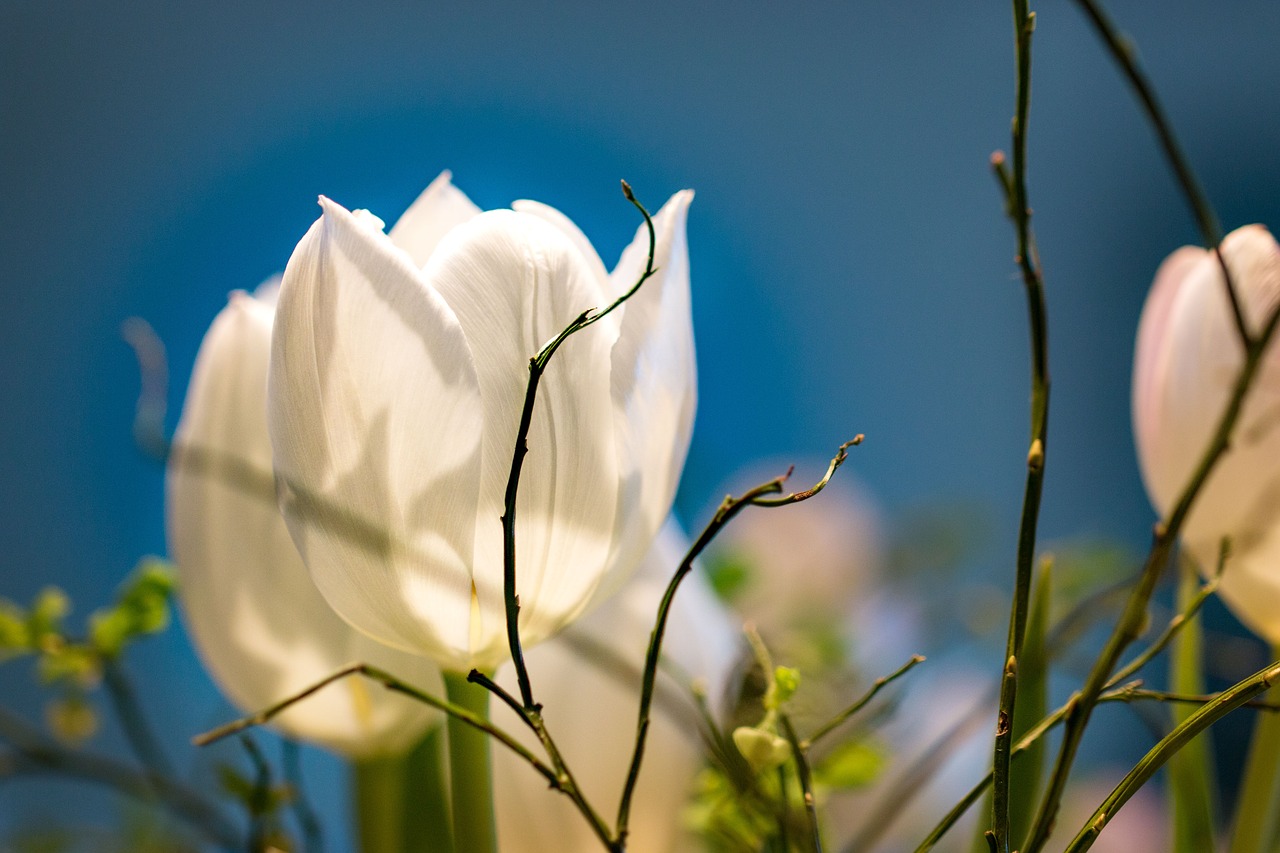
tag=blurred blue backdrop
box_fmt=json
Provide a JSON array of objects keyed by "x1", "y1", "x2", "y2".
[{"x1": 4, "y1": 0, "x2": 1280, "y2": 849}]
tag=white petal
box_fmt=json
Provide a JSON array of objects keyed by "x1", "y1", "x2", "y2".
[
  {"x1": 425, "y1": 211, "x2": 621, "y2": 668},
  {"x1": 600, "y1": 191, "x2": 697, "y2": 595},
  {"x1": 1189, "y1": 516, "x2": 1280, "y2": 645},
  {"x1": 493, "y1": 521, "x2": 741, "y2": 852},
  {"x1": 1133, "y1": 245, "x2": 1206, "y2": 515},
  {"x1": 1156, "y1": 227, "x2": 1280, "y2": 543},
  {"x1": 169, "y1": 287, "x2": 441, "y2": 756},
  {"x1": 388, "y1": 171, "x2": 482, "y2": 269},
  {"x1": 269, "y1": 197, "x2": 486, "y2": 668},
  {"x1": 512, "y1": 199, "x2": 610, "y2": 290}
]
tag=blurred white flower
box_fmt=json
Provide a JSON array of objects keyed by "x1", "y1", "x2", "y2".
[
  {"x1": 1132, "y1": 224, "x2": 1280, "y2": 642},
  {"x1": 167, "y1": 281, "x2": 441, "y2": 757},
  {"x1": 711, "y1": 475, "x2": 884, "y2": 633},
  {"x1": 268, "y1": 172, "x2": 696, "y2": 672},
  {"x1": 492, "y1": 522, "x2": 740, "y2": 852}
]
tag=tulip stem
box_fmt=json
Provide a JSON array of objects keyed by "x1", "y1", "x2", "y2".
[
  {"x1": 1229, "y1": 643, "x2": 1280, "y2": 853},
  {"x1": 1068, "y1": 0, "x2": 1250, "y2": 349},
  {"x1": 616, "y1": 440, "x2": 859, "y2": 847},
  {"x1": 803, "y1": 654, "x2": 926, "y2": 748},
  {"x1": 444, "y1": 672, "x2": 497, "y2": 853},
  {"x1": 354, "y1": 753, "x2": 405, "y2": 853},
  {"x1": 192, "y1": 663, "x2": 558, "y2": 789},
  {"x1": 780, "y1": 714, "x2": 823, "y2": 852}
]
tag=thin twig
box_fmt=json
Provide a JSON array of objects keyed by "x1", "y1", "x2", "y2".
[
  {"x1": 803, "y1": 654, "x2": 925, "y2": 748},
  {"x1": 1064, "y1": 661, "x2": 1280, "y2": 852},
  {"x1": 500, "y1": 180, "x2": 657, "y2": 712},
  {"x1": 776, "y1": 763, "x2": 793, "y2": 852},
  {"x1": 915, "y1": 560, "x2": 1229, "y2": 852},
  {"x1": 1024, "y1": 298, "x2": 1280, "y2": 853},
  {"x1": 1105, "y1": 560, "x2": 1222, "y2": 689},
  {"x1": 239, "y1": 735, "x2": 275, "y2": 849},
  {"x1": 781, "y1": 714, "x2": 823, "y2": 853},
  {"x1": 991, "y1": 3, "x2": 1050, "y2": 849},
  {"x1": 122, "y1": 317, "x2": 171, "y2": 461},
  {"x1": 102, "y1": 658, "x2": 174, "y2": 781},
  {"x1": 0, "y1": 705, "x2": 240, "y2": 847},
  {"x1": 615, "y1": 440, "x2": 860, "y2": 848},
  {"x1": 282, "y1": 740, "x2": 324, "y2": 853},
  {"x1": 1069, "y1": 0, "x2": 1250, "y2": 349},
  {"x1": 192, "y1": 663, "x2": 556, "y2": 789},
  {"x1": 1101, "y1": 684, "x2": 1280, "y2": 713}
]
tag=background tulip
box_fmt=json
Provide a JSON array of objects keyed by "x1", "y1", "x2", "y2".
[
  {"x1": 492, "y1": 521, "x2": 741, "y2": 852},
  {"x1": 1132, "y1": 224, "x2": 1280, "y2": 642},
  {"x1": 268, "y1": 173, "x2": 696, "y2": 673},
  {"x1": 168, "y1": 281, "x2": 441, "y2": 757}
]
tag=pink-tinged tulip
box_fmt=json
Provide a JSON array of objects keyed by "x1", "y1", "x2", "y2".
[
  {"x1": 1133, "y1": 224, "x2": 1280, "y2": 641},
  {"x1": 268, "y1": 173, "x2": 696, "y2": 673},
  {"x1": 492, "y1": 522, "x2": 741, "y2": 852},
  {"x1": 168, "y1": 282, "x2": 441, "y2": 756}
]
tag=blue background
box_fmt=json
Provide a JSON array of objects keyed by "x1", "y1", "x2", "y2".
[{"x1": 4, "y1": 1, "x2": 1280, "y2": 848}]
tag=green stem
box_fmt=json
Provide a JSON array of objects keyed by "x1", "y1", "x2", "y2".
[
  {"x1": 354, "y1": 753, "x2": 405, "y2": 853},
  {"x1": 403, "y1": 728, "x2": 455, "y2": 853},
  {"x1": 1230, "y1": 643, "x2": 1280, "y2": 852},
  {"x1": 1064, "y1": 660, "x2": 1280, "y2": 852},
  {"x1": 445, "y1": 671, "x2": 496, "y2": 853}
]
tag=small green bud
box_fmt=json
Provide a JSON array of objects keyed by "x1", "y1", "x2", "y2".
[
  {"x1": 29, "y1": 587, "x2": 70, "y2": 644},
  {"x1": 732, "y1": 726, "x2": 791, "y2": 771},
  {"x1": 89, "y1": 609, "x2": 131, "y2": 658},
  {"x1": 773, "y1": 666, "x2": 801, "y2": 705}
]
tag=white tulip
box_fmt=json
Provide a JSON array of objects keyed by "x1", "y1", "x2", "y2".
[
  {"x1": 1132, "y1": 224, "x2": 1280, "y2": 642},
  {"x1": 168, "y1": 281, "x2": 441, "y2": 757},
  {"x1": 268, "y1": 172, "x2": 697, "y2": 673},
  {"x1": 493, "y1": 521, "x2": 741, "y2": 852}
]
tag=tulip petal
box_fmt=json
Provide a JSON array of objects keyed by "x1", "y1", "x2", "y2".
[
  {"x1": 1189, "y1": 511, "x2": 1280, "y2": 644},
  {"x1": 600, "y1": 191, "x2": 698, "y2": 593},
  {"x1": 270, "y1": 197, "x2": 486, "y2": 665},
  {"x1": 1133, "y1": 245, "x2": 1206, "y2": 514},
  {"x1": 388, "y1": 171, "x2": 482, "y2": 269},
  {"x1": 1155, "y1": 228, "x2": 1280, "y2": 543},
  {"x1": 512, "y1": 199, "x2": 610, "y2": 290},
  {"x1": 425, "y1": 210, "x2": 621, "y2": 668},
  {"x1": 170, "y1": 289, "x2": 440, "y2": 756}
]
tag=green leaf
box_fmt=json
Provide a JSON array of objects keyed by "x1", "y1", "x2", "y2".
[
  {"x1": 813, "y1": 738, "x2": 887, "y2": 789},
  {"x1": 1169, "y1": 557, "x2": 1218, "y2": 853},
  {"x1": 89, "y1": 559, "x2": 176, "y2": 657},
  {"x1": 28, "y1": 587, "x2": 69, "y2": 645},
  {"x1": 0, "y1": 598, "x2": 31, "y2": 657},
  {"x1": 1009, "y1": 556, "x2": 1051, "y2": 849}
]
